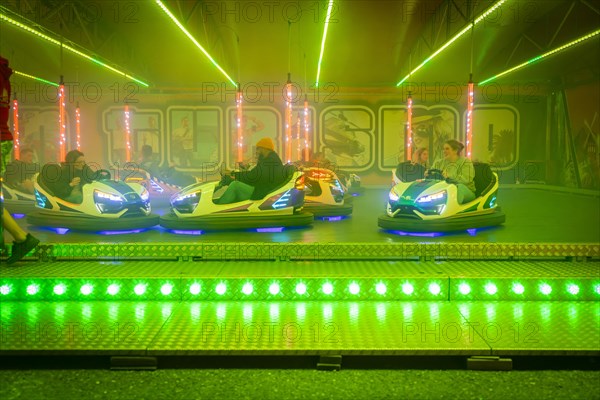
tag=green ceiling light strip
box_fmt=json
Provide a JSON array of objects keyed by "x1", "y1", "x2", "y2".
[
  {"x1": 479, "y1": 29, "x2": 600, "y2": 84},
  {"x1": 396, "y1": 0, "x2": 508, "y2": 86},
  {"x1": 315, "y1": 0, "x2": 335, "y2": 88},
  {"x1": 155, "y1": 0, "x2": 236, "y2": 87},
  {"x1": 13, "y1": 70, "x2": 59, "y2": 87},
  {"x1": 0, "y1": 11, "x2": 149, "y2": 87}
]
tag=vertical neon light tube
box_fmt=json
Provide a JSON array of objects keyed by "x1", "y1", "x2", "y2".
[
  {"x1": 466, "y1": 78, "x2": 474, "y2": 159},
  {"x1": 124, "y1": 104, "x2": 132, "y2": 162},
  {"x1": 303, "y1": 97, "x2": 310, "y2": 161},
  {"x1": 285, "y1": 75, "x2": 293, "y2": 163},
  {"x1": 406, "y1": 93, "x2": 412, "y2": 162},
  {"x1": 236, "y1": 85, "x2": 243, "y2": 163},
  {"x1": 58, "y1": 80, "x2": 66, "y2": 161},
  {"x1": 296, "y1": 115, "x2": 302, "y2": 161},
  {"x1": 12, "y1": 98, "x2": 20, "y2": 159},
  {"x1": 75, "y1": 103, "x2": 81, "y2": 150}
]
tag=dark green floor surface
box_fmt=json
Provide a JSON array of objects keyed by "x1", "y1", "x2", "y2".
[
  {"x1": 0, "y1": 369, "x2": 598, "y2": 400},
  {"x1": 4, "y1": 187, "x2": 599, "y2": 244}
]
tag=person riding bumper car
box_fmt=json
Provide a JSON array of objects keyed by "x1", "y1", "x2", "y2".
[
  {"x1": 378, "y1": 162, "x2": 505, "y2": 232},
  {"x1": 27, "y1": 163, "x2": 159, "y2": 231},
  {"x1": 159, "y1": 170, "x2": 312, "y2": 230},
  {"x1": 160, "y1": 137, "x2": 313, "y2": 230}
]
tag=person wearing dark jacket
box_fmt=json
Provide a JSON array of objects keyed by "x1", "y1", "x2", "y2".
[
  {"x1": 54, "y1": 150, "x2": 98, "y2": 203},
  {"x1": 217, "y1": 137, "x2": 291, "y2": 204},
  {"x1": 3, "y1": 148, "x2": 38, "y2": 193}
]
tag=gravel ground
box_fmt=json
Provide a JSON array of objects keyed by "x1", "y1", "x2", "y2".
[{"x1": 0, "y1": 369, "x2": 599, "y2": 400}]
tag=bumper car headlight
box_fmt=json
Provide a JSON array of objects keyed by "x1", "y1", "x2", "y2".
[
  {"x1": 171, "y1": 191, "x2": 201, "y2": 214},
  {"x1": 389, "y1": 189, "x2": 400, "y2": 202},
  {"x1": 416, "y1": 190, "x2": 446, "y2": 203},
  {"x1": 94, "y1": 190, "x2": 126, "y2": 214}
]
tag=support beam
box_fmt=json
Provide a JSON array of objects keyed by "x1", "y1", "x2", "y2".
[
  {"x1": 317, "y1": 355, "x2": 342, "y2": 371},
  {"x1": 467, "y1": 356, "x2": 513, "y2": 371}
]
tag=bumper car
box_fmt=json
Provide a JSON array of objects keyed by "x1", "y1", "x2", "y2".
[
  {"x1": 338, "y1": 171, "x2": 364, "y2": 195},
  {"x1": 159, "y1": 170, "x2": 313, "y2": 230},
  {"x1": 123, "y1": 166, "x2": 199, "y2": 192},
  {"x1": 121, "y1": 167, "x2": 200, "y2": 209},
  {"x1": 27, "y1": 164, "x2": 159, "y2": 231},
  {"x1": 1, "y1": 182, "x2": 36, "y2": 215},
  {"x1": 302, "y1": 167, "x2": 353, "y2": 217},
  {"x1": 378, "y1": 162, "x2": 505, "y2": 232}
]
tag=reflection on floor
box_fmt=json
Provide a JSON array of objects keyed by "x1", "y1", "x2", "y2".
[{"x1": 3, "y1": 187, "x2": 600, "y2": 244}]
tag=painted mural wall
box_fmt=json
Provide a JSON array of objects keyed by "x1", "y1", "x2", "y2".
[{"x1": 9, "y1": 81, "x2": 596, "y2": 188}]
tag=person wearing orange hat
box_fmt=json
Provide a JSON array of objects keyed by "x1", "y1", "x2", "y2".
[
  {"x1": 217, "y1": 137, "x2": 292, "y2": 204},
  {"x1": 0, "y1": 56, "x2": 40, "y2": 264}
]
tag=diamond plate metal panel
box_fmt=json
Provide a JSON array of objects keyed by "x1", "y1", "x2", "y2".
[
  {"x1": 147, "y1": 301, "x2": 491, "y2": 356},
  {"x1": 0, "y1": 302, "x2": 179, "y2": 355},
  {"x1": 455, "y1": 301, "x2": 600, "y2": 356},
  {"x1": 437, "y1": 261, "x2": 600, "y2": 278},
  {"x1": 0, "y1": 260, "x2": 225, "y2": 278},
  {"x1": 2, "y1": 260, "x2": 597, "y2": 279},
  {"x1": 24, "y1": 242, "x2": 600, "y2": 262}
]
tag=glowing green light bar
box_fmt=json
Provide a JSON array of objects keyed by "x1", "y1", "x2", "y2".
[
  {"x1": 0, "y1": 12, "x2": 149, "y2": 87},
  {"x1": 479, "y1": 29, "x2": 600, "y2": 85},
  {"x1": 397, "y1": 0, "x2": 508, "y2": 86},
  {"x1": 2, "y1": 277, "x2": 599, "y2": 301},
  {"x1": 315, "y1": 0, "x2": 335, "y2": 88},
  {"x1": 13, "y1": 70, "x2": 59, "y2": 87},
  {"x1": 269, "y1": 283, "x2": 281, "y2": 295},
  {"x1": 190, "y1": 283, "x2": 201, "y2": 295},
  {"x1": 155, "y1": 0, "x2": 236, "y2": 87}
]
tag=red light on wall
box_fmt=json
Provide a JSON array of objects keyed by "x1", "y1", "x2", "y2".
[
  {"x1": 466, "y1": 80, "x2": 474, "y2": 159},
  {"x1": 303, "y1": 98, "x2": 310, "y2": 162},
  {"x1": 12, "y1": 98, "x2": 20, "y2": 159},
  {"x1": 124, "y1": 104, "x2": 132, "y2": 162},
  {"x1": 58, "y1": 83, "x2": 66, "y2": 161},
  {"x1": 285, "y1": 80, "x2": 293, "y2": 163},
  {"x1": 406, "y1": 94, "x2": 412, "y2": 162},
  {"x1": 75, "y1": 104, "x2": 81, "y2": 150},
  {"x1": 236, "y1": 86, "x2": 243, "y2": 163}
]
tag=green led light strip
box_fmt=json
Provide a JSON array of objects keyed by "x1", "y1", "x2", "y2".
[
  {"x1": 479, "y1": 29, "x2": 600, "y2": 85},
  {"x1": 315, "y1": 0, "x2": 335, "y2": 88},
  {"x1": 13, "y1": 70, "x2": 59, "y2": 87},
  {"x1": 396, "y1": 0, "x2": 508, "y2": 86},
  {"x1": 155, "y1": 0, "x2": 236, "y2": 87},
  {"x1": 0, "y1": 11, "x2": 149, "y2": 87},
  {"x1": 1, "y1": 277, "x2": 598, "y2": 302}
]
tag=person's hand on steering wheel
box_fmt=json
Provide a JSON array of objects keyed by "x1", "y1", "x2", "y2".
[
  {"x1": 425, "y1": 169, "x2": 445, "y2": 181},
  {"x1": 219, "y1": 171, "x2": 234, "y2": 186}
]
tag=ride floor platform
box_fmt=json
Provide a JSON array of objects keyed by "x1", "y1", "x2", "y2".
[
  {"x1": 1, "y1": 187, "x2": 598, "y2": 364},
  {"x1": 1, "y1": 300, "x2": 598, "y2": 357},
  {"x1": 1, "y1": 261, "x2": 598, "y2": 358}
]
